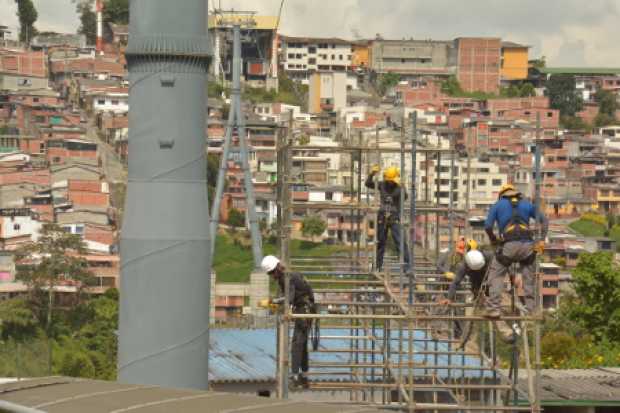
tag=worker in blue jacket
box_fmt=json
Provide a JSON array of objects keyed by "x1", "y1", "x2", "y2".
[{"x1": 484, "y1": 184, "x2": 548, "y2": 318}]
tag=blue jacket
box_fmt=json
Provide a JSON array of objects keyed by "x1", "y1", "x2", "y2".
[{"x1": 485, "y1": 198, "x2": 548, "y2": 237}]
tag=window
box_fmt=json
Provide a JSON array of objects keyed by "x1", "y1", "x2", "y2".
[
  {"x1": 326, "y1": 192, "x2": 333, "y2": 201},
  {"x1": 339, "y1": 55, "x2": 343, "y2": 60},
  {"x1": 547, "y1": 112, "x2": 553, "y2": 117},
  {"x1": 111, "y1": 100, "x2": 119, "y2": 105},
  {"x1": 33, "y1": 97, "x2": 39, "y2": 103},
  {"x1": 492, "y1": 179, "x2": 502, "y2": 186},
  {"x1": 97, "y1": 99, "x2": 105, "y2": 105},
  {"x1": 308, "y1": 47, "x2": 317, "y2": 54},
  {"x1": 288, "y1": 53, "x2": 294, "y2": 59},
  {"x1": 13, "y1": 223, "x2": 20, "y2": 231},
  {"x1": 308, "y1": 58, "x2": 316, "y2": 65},
  {"x1": 331, "y1": 55, "x2": 335, "y2": 60},
  {"x1": 18, "y1": 78, "x2": 32, "y2": 86},
  {"x1": 478, "y1": 179, "x2": 487, "y2": 186}
]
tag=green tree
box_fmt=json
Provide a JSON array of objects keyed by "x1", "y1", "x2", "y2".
[
  {"x1": 15, "y1": 224, "x2": 94, "y2": 333},
  {"x1": 377, "y1": 73, "x2": 401, "y2": 96},
  {"x1": 207, "y1": 153, "x2": 220, "y2": 211},
  {"x1": 15, "y1": 0, "x2": 38, "y2": 44},
  {"x1": 301, "y1": 215, "x2": 327, "y2": 242},
  {"x1": 73, "y1": 1, "x2": 96, "y2": 45},
  {"x1": 0, "y1": 298, "x2": 38, "y2": 341},
  {"x1": 595, "y1": 89, "x2": 618, "y2": 118},
  {"x1": 546, "y1": 75, "x2": 583, "y2": 117},
  {"x1": 519, "y1": 83, "x2": 536, "y2": 97},
  {"x1": 560, "y1": 115, "x2": 591, "y2": 131},
  {"x1": 103, "y1": 0, "x2": 129, "y2": 24},
  {"x1": 441, "y1": 76, "x2": 464, "y2": 96},
  {"x1": 227, "y1": 208, "x2": 245, "y2": 228},
  {"x1": 570, "y1": 252, "x2": 620, "y2": 342}
]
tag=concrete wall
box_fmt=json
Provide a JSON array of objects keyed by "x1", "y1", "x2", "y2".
[
  {"x1": 370, "y1": 40, "x2": 452, "y2": 74},
  {"x1": 0, "y1": 74, "x2": 48, "y2": 91}
]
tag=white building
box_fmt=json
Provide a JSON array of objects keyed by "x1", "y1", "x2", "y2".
[
  {"x1": 89, "y1": 91, "x2": 129, "y2": 113},
  {"x1": 0, "y1": 208, "x2": 42, "y2": 250},
  {"x1": 308, "y1": 72, "x2": 347, "y2": 114},
  {"x1": 281, "y1": 36, "x2": 353, "y2": 83}
]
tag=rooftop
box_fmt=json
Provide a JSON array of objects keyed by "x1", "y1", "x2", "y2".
[
  {"x1": 0, "y1": 377, "x2": 385, "y2": 413},
  {"x1": 539, "y1": 67, "x2": 620, "y2": 75}
]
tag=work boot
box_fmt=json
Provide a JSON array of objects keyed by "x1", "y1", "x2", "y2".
[
  {"x1": 299, "y1": 374, "x2": 310, "y2": 389},
  {"x1": 482, "y1": 309, "x2": 501, "y2": 319}
]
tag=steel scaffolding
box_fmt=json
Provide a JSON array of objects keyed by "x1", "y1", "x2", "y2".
[{"x1": 274, "y1": 113, "x2": 543, "y2": 412}]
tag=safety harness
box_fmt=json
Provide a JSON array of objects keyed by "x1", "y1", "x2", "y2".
[
  {"x1": 496, "y1": 196, "x2": 536, "y2": 267},
  {"x1": 501, "y1": 196, "x2": 533, "y2": 243}
]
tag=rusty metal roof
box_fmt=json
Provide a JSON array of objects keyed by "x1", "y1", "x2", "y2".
[{"x1": 0, "y1": 377, "x2": 385, "y2": 413}]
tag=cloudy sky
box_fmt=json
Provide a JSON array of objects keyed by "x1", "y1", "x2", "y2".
[{"x1": 2, "y1": 0, "x2": 619, "y2": 66}]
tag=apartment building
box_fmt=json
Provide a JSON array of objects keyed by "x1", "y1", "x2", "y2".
[
  {"x1": 370, "y1": 39, "x2": 454, "y2": 76},
  {"x1": 280, "y1": 36, "x2": 353, "y2": 81},
  {"x1": 455, "y1": 37, "x2": 502, "y2": 94},
  {"x1": 500, "y1": 41, "x2": 529, "y2": 81}
]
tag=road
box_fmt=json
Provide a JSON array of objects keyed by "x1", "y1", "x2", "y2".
[{"x1": 84, "y1": 118, "x2": 127, "y2": 184}]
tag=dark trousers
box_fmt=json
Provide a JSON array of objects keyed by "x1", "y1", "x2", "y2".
[
  {"x1": 376, "y1": 215, "x2": 410, "y2": 271},
  {"x1": 291, "y1": 319, "x2": 310, "y2": 374}
]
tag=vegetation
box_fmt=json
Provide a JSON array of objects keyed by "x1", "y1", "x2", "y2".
[
  {"x1": 301, "y1": 215, "x2": 327, "y2": 242},
  {"x1": 212, "y1": 232, "x2": 349, "y2": 282},
  {"x1": 570, "y1": 212, "x2": 620, "y2": 250},
  {"x1": 226, "y1": 208, "x2": 245, "y2": 228},
  {"x1": 73, "y1": 0, "x2": 129, "y2": 44},
  {"x1": 15, "y1": 0, "x2": 38, "y2": 44},
  {"x1": 593, "y1": 89, "x2": 619, "y2": 127},
  {"x1": 440, "y1": 76, "x2": 497, "y2": 100},
  {"x1": 499, "y1": 83, "x2": 536, "y2": 98},
  {"x1": 207, "y1": 153, "x2": 220, "y2": 211},
  {"x1": 15, "y1": 224, "x2": 94, "y2": 332},
  {"x1": 546, "y1": 75, "x2": 583, "y2": 117},
  {"x1": 376, "y1": 73, "x2": 400, "y2": 96},
  {"x1": 74, "y1": 1, "x2": 96, "y2": 44},
  {"x1": 560, "y1": 115, "x2": 592, "y2": 131}
]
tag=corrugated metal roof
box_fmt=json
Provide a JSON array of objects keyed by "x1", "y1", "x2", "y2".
[
  {"x1": 502, "y1": 368, "x2": 620, "y2": 405},
  {"x1": 208, "y1": 328, "x2": 491, "y2": 384}
]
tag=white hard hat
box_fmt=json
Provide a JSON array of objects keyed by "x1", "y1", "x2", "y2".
[
  {"x1": 465, "y1": 250, "x2": 485, "y2": 271},
  {"x1": 261, "y1": 255, "x2": 280, "y2": 273}
]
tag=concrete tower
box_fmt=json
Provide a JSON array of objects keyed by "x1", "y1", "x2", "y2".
[{"x1": 118, "y1": 0, "x2": 212, "y2": 390}]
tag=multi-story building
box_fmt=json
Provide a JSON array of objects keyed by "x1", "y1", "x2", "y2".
[
  {"x1": 370, "y1": 39, "x2": 454, "y2": 76},
  {"x1": 455, "y1": 37, "x2": 502, "y2": 94},
  {"x1": 500, "y1": 41, "x2": 529, "y2": 81},
  {"x1": 308, "y1": 72, "x2": 347, "y2": 114},
  {"x1": 0, "y1": 48, "x2": 48, "y2": 91},
  {"x1": 280, "y1": 36, "x2": 353, "y2": 82}
]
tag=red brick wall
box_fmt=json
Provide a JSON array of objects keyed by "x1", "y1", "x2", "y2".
[
  {"x1": 0, "y1": 169, "x2": 50, "y2": 185},
  {"x1": 69, "y1": 191, "x2": 109, "y2": 207},
  {"x1": 457, "y1": 38, "x2": 501, "y2": 94}
]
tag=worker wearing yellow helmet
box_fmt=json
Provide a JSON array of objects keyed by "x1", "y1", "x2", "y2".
[{"x1": 366, "y1": 165, "x2": 410, "y2": 273}]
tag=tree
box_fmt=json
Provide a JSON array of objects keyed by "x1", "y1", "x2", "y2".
[
  {"x1": 441, "y1": 76, "x2": 464, "y2": 96},
  {"x1": 595, "y1": 89, "x2": 618, "y2": 118},
  {"x1": 15, "y1": 224, "x2": 94, "y2": 333},
  {"x1": 103, "y1": 0, "x2": 129, "y2": 24},
  {"x1": 377, "y1": 73, "x2": 400, "y2": 96},
  {"x1": 227, "y1": 208, "x2": 245, "y2": 228},
  {"x1": 0, "y1": 298, "x2": 38, "y2": 342},
  {"x1": 74, "y1": 1, "x2": 96, "y2": 45},
  {"x1": 570, "y1": 252, "x2": 620, "y2": 342},
  {"x1": 519, "y1": 83, "x2": 536, "y2": 97},
  {"x1": 15, "y1": 0, "x2": 38, "y2": 44},
  {"x1": 301, "y1": 215, "x2": 327, "y2": 242},
  {"x1": 206, "y1": 153, "x2": 220, "y2": 211},
  {"x1": 546, "y1": 75, "x2": 583, "y2": 117}
]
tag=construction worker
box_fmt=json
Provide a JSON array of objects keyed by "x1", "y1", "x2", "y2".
[
  {"x1": 440, "y1": 240, "x2": 490, "y2": 306},
  {"x1": 366, "y1": 165, "x2": 411, "y2": 272},
  {"x1": 261, "y1": 255, "x2": 316, "y2": 389},
  {"x1": 484, "y1": 184, "x2": 548, "y2": 318},
  {"x1": 437, "y1": 236, "x2": 467, "y2": 277}
]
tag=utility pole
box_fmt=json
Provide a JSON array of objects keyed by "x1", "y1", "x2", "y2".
[{"x1": 209, "y1": 11, "x2": 263, "y2": 269}]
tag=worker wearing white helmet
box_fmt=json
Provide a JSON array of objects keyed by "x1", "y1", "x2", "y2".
[{"x1": 260, "y1": 255, "x2": 315, "y2": 389}]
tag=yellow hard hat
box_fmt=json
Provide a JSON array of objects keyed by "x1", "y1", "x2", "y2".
[
  {"x1": 466, "y1": 239, "x2": 478, "y2": 251},
  {"x1": 383, "y1": 166, "x2": 400, "y2": 182},
  {"x1": 258, "y1": 298, "x2": 271, "y2": 308},
  {"x1": 499, "y1": 183, "x2": 516, "y2": 197}
]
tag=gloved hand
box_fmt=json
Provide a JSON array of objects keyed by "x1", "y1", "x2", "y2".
[
  {"x1": 444, "y1": 271, "x2": 455, "y2": 281},
  {"x1": 439, "y1": 298, "x2": 452, "y2": 306},
  {"x1": 534, "y1": 241, "x2": 545, "y2": 254},
  {"x1": 371, "y1": 165, "x2": 380, "y2": 175}
]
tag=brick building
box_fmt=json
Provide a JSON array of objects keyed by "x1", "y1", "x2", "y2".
[{"x1": 455, "y1": 38, "x2": 501, "y2": 94}]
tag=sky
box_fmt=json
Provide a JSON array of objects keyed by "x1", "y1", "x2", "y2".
[{"x1": 2, "y1": 0, "x2": 620, "y2": 67}]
